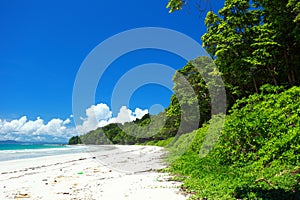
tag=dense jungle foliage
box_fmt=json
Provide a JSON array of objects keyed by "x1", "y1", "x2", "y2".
[{"x1": 166, "y1": 85, "x2": 300, "y2": 199}]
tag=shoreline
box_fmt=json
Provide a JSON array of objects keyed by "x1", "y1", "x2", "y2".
[{"x1": 0, "y1": 145, "x2": 187, "y2": 200}]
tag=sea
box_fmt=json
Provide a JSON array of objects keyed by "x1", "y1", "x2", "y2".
[{"x1": 0, "y1": 143, "x2": 89, "y2": 162}]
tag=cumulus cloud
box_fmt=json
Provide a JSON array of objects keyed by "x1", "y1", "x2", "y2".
[
  {"x1": 63, "y1": 118, "x2": 71, "y2": 125},
  {"x1": 76, "y1": 104, "x2": 148, "y2": 134},
  {"x1": 20, "y1": 117, "x2": 44, "y2": 134},
  {"x1": 134, "y1": 108, "x2": 149, "y2": 119},
  {"x1": 76, "y1": 103, "x2": 112, "y2": 134},
  {"x1": 110, "y1": 106, "x2": 149, "y2": 124},
  {"x1": 0, "y1": 103, "x2": 148, "y2": 142},
  {"x1": 114, "y1": 106, "x2": 134, "y2": 123},
  {"x1": 36, "y1": 118, "x2": 70, "y2": 136},
  {"x1": 0, "y1": 116, "x2": 74, "y2": 142}
]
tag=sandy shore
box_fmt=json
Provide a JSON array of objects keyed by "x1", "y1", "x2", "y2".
[{"x1": 0, "y1": 145, "x2": 187, "y2": 200}]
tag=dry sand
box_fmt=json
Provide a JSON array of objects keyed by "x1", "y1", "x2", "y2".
[{"x1": 0, "y1": 145, "x2": 188, "y2": 200}]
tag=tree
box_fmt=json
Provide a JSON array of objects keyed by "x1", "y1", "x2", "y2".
[
  {"x1": 73, "y1": 56, "x2": 218, "y2": 145},
  {"x1": 168, "y1": 0, "x2": 300, "y2": 104},
  {"x1": 68, "y1": 136, "x2": 82, "y2": 145},
  {"x1": 166, "y1": 0, "x2": 185, "y2": 13},
  {"x1": 166, "y1": 0, "x2": 212, "y2": 13},
  {"x1": 201, "y1": 0, "x2": 300, "y2": 104},
  {"x1": 167, "y1": 56, "x2": 222, "y2": 133},
  {"x1": 287, "y1": 0, "x2": 300, "y2": 23},
  {"x1": 257, "y1": 0, "x2": 300, "y2": 86},
  {"x1": 202, "y1": 1, "x2": 264, "y2": 103}
]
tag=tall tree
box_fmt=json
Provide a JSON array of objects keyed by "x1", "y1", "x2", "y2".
[
  {"x1": 201, "y1": 0, "x2": 300, "y2": 104},
  {"x1": 167, "y1": 56, "x2": 222, "y2": 131},
  {"x1": 168, "y1": 0, "x2": 300, "y2": 103},
  {"x1": 202, "y1": 0, "x2": 265, "y2": 102},
  {"x1": 257, "y1": 0, "x2": 300, "y2": 85}
]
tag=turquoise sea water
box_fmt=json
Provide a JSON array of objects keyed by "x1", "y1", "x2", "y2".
[
  {"x1": 0, "y1": 143, "x2": 88, "y2": 162},
  {"x1": 0, "y1": 143, "x2": 66, "y2": 151}
]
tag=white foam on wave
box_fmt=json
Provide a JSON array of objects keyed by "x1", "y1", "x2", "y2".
[{"x1": 0, "y1": 145, "x2": 88, "y2": 162}]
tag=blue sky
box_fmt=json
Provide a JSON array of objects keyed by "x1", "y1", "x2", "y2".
[{"x1": 0, "y1": 0, "x2": 225, "y2": 142}]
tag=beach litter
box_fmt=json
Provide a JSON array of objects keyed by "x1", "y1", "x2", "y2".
[{"x1": 14, "y1": 193, "x2": 30, "y2": 198}]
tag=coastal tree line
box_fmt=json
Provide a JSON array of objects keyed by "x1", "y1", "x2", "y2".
[
  {"x1": 69, "y1": 1, "x2": 300, "y2": 197},
  {"x1": 70, "y1": 0, "x2": 299, "y2": 146}
]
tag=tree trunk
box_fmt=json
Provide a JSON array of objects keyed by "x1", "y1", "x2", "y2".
[
  {"x1": 283, "y1": 48, "x2": 295, "y2": 85},
  {"x1": 267, "y1": 65, "x2": 278, "y2": 86},
  {"x1": 253, "y1": 77, "x2": 258, "y2": 93}
]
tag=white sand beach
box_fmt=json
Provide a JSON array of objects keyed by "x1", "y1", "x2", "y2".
[{"x1": 0, "y1": 145, "x2": 187, "y2": 200}]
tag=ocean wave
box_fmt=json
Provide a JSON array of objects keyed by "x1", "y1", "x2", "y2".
[{"x1": 4, "y1": 146, "x2": 85, "y2": 153}]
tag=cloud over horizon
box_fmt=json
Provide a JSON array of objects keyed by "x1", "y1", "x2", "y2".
[
  {"x1": 0, "y1": 103, "x2": 148, "y2": 142},
  {"x1": 76, "y1": 104, "x2": 148, "y2": 134},
  {"x1": 0, "y1": 116, "x2": 73, "y2": 142}
]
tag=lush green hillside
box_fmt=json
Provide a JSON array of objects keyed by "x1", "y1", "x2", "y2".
[{"x1": 166, "y1": 85, "x2": 300, "y2": 199}]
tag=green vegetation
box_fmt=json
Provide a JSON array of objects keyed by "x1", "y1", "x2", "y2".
[
  {"x1": 162, "y1": 1, "x2": 300, "y2": 199},
  {"x1": 70, "y1": 56, "x2": 216, "y2": 146},
  {"x1": 202, "y1": 0, "x2": 300, "y2": 105},
  {"x1": 167, "y1": 85, "x2": 300, "y2": 199},
  {"x1": 68, "y1": 0, "x2": 300, "y2": 198},
  {"x1": 167, "y1": 0, "x2": 300, "y2": 104},
  {"x1": 68, "y1": 136, "x2": 82, "y2": 145}
]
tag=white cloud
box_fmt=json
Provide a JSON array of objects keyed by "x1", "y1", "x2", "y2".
[
  {"x1": 36, "y1": 118, "x2": 66, "y2": 136},
  {"x1": 76, "y1": 103, "x2": 111, "y2": 134},
  {"x1": 20, "y1": 117, "x2": 44, "y2": 134},
  {"x1": 76, "y1": 104, "x2": 148, "y2": 134},
  {"x1": 114, "y1": 106, "x2": 134, "y2": 124},
  {"x1": 0, "y1": 116, "x2": 74, "y2": 142},
  {"x1": 63, "y1": 118, "x2": 71, "y2": 125},
  {"x1": 0, "y1": 103, "x2": 149, "y2": 142},
  {"x1": 109, "y1": 106, "x2": 149, "y2": 124},
  {"x1": 134, "y1": 108, "x2": 149, "y2": 119},
  {"x1": 0, "y1": 116, "x2": 27, "y2": 133}
]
